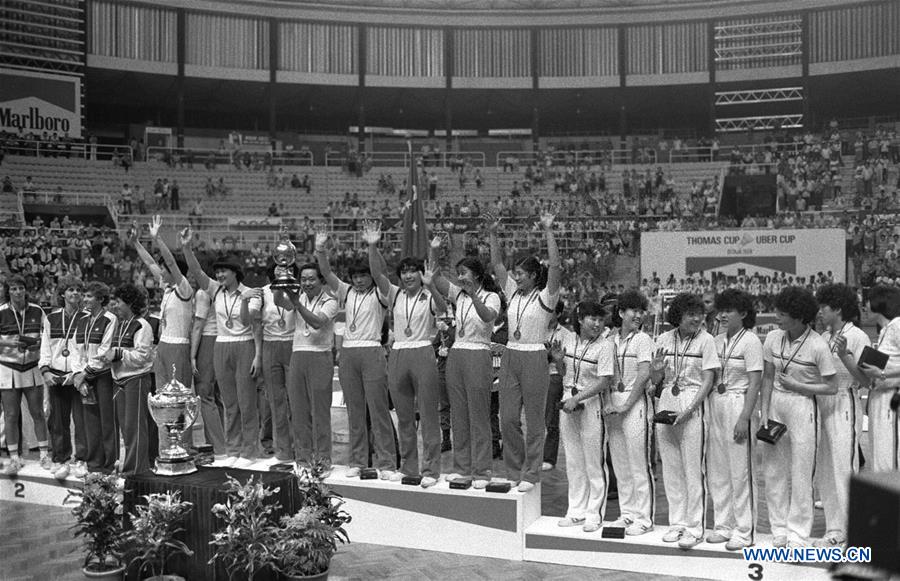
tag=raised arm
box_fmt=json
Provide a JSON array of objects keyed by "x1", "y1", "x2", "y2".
[
  {"x1": 540, "y1": 211, "x2": 561, "y2": 296},
  {"x1": 487, "y1": 214, "x2": 508, "y2": 289},
  {"x1": 179, "y1": 227, "x2": 211, "y2": 291},
  {"x1": 428, "y1": 234, "x2": 451, "y2": 298},
  {"x1": 313, "y1": 226, "x2": 342, "y2": 294},
  {"x1": 130, "y1": 223, "x2": 163, "y2": 280},
  {"x1": 422, "y1": 259, "x2": 447, "y2": 315},
  {"x1": 148, "y1": 215, "x2": 188, "y2": 290},
  {"x1": 363, "y1": 220, "x2": 392, "y2": 298}
]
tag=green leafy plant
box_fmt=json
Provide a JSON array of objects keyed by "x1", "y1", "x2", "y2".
[
  {"x1": 65, "y1": 473, "x2": 127, "y2": 573},
  {"x1": 124, "y1": 491, "x2": 194, "y2": 579},
  {"x1": 268, "y1": 458, "x2": 351, "y2": 577},
  {"x1": 208, "y1": 475, "x2": 280, "y2": 580}
]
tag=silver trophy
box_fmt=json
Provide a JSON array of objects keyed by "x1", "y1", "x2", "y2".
[
  {"x1": 148, "y1": 366, "x2": 200, "y2": 476},
  {"x1": 270, "y1": 227, "x2": 300, "y2": 291}
]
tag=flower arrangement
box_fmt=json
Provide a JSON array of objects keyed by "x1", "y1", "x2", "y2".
[
  {"x1": 65, "y1": 473, "x2": 127, "y2": 574},
  {"x1": 208, "y1": 475, "x2": 280, "y2": 581},
  {"x1": 266, "y1": 458, "x2": 350, "y2": 578},
  {"x1": 123, "y1": 491, "x2": 194, "y2": 580}
]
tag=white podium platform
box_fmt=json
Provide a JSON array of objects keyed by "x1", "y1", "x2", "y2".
[
  {"x1": 524, "y1": 516, "x2": 832, "y2": 580},
  {"x1": 0, "y1": 460, "x2": 82, "y2": 507},
  {"x1": 325, "y1": 467, "x2": 542, "y2": 561}
]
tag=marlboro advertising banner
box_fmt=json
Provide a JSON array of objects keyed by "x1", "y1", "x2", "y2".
[
  {"x1": 0, "y1": 68, "x2": 82, "y2": 137},
  {"x1": 641, "y1": 229, "x2": 846, "y2": 282}
]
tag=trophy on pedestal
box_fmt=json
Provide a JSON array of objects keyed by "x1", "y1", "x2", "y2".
[
  {"x1": 270, "y1": 226, "x2": 300, "y2": 291},
  {"x1": 148, "y1": 366, "x2": 200, "y2": 476}
]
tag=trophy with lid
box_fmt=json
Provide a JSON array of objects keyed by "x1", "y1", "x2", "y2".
[
  {"x1": 148, "y1": 366, "x2": 200, "y2": 475},
  {"x1": 270, "y1": 226, "x2": 300, "y2": 291}
]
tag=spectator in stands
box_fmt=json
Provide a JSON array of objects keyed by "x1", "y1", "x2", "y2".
[
  {"x1": 121, "y1": 183, "x2": 133, "y2": 215},
  {"x1": 170, "y1": 180, "x2": 180, "y2": 211},
  {"x1": 2, "y1": 176, "x2": 14, "y2": 194}
]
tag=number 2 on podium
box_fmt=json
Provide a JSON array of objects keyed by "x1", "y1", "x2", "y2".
[{"x1": 14, "y1": 482, "x2": 25, "y2": 498}]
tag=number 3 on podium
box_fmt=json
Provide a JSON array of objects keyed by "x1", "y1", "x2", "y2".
[{"x1": 748, "y1": 563, "x2": 763, "y2": 580}]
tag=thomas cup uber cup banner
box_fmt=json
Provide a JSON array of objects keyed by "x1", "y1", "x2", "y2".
[
  {"x1": 641, "y1": 229, "x2": 846, "y2": 283},
  {"x1": 0, "y1": 68, "x2": 82, "y2": 137}
]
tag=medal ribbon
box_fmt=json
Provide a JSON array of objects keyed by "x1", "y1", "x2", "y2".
[
  {"x1": 302, "y1": 291, "x2": 325, "y2": 334},
  {"x1": 513, "y1": 288, "x2": 539, "y2": 337},
  {"x1": 223, "y1": 289, "x2": 240, "y2": 327},
  {"x1": 672, "y1": 331, "x2": 697, "y2": 386},
  {"x1": 779, "y1": 328, "x2": 810, "y2": 375},
  {"x1": 349, "y1": 286, "x2": 374, "y2": 331},
  {"x1": 83, "y1": 310, "x2": 104, "y2": 347},
  {"x1": 827, "y1": 322, "x2": 851, "y2": 354},
  {"x1": 61, "y1": 308, "x2": 78, "y2": 352},
  {"x1": 572, "y1": 335, "x2": 598, "y2": 388},
  {"x1": 718, "y1": 328, "x2": 746, "y2": 388},
  {"x1": 116, "y1": 316, "x2": 136, "y2": 350},
  {"x1": 458, "y1": 288, "x2": 483, "y2": 336},
  {"x1": 616, "y1": 330, "x2": 635, "y2": 387},
  {"x1": 403, "y1": 288, "x2": 424, "y2": 332}
]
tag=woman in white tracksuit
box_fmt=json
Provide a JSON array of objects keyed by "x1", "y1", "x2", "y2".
[
  {"x1": 708, "y1": 289, "x2": 764, "y2": 551},
  {"x1": 649, "y1": 292, "x2": 719, "y2": 550},
  {"x1": 551, "y1": 301, "x2": 614, "y2": 533},
  {"x1": 604, "y1": 289, "x2": 656, "y2": 536},
  {"x1": 859, "y1": 285, "x2": 900, "y2": 472}
]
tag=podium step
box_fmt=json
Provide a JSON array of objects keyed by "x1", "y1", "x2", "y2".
[
  {"x1": 524, "y1": 516, "x2": 831, "y2": 580},
  {"x1": 325, "y1": 467, "x2": 541, "y2": 561},
  {"x1": 0, "y1": 460, "x2": 83, "y2": 507}
]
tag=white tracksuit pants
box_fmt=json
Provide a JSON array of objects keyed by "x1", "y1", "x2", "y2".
[
  {"x1": 606, "y1": 389, "x2": 655, "y2": 529},
  {"x1": 657, "y1": 387, "x2": 707, "y2": 541},
  {"x1": 868, "y1": 388, "x2": 899, "y2": 472},
  {"x1": 560, "y1": 388, "x2": 609, "y2": 526},
  {"x1": 815, "y1": 388, "x2": 861, "y2": 540},
  {"x1": 708, "y1": 390, "x2": 758, "y2": 545},
  {"x1": 764, "y1": 389, "x2": 817, "y2": 544}
]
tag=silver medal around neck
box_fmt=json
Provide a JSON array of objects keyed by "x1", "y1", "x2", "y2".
[
  {"x1": 278, "y1": 319, "x2": 286, "y2": 328},
  {"x1": 62, "y1": 348, "x2": 70, "y2": 357},
  {"x1": 225, "y1": 319, "x2": 234, "y2": 329},
  {"x1": 617, "y1": 381, "x2": 625, "y2": 392},
  {"x1": 349, "y1": 324, "x2": 357, "y2": 333},
  {"x1": 671, "y1": 382, "x2": 680, "y2": 396},
  {"x1": 404, "y1": 327, "x2": 413, "y2": 337},
  {"x1": 513, "y1": 329, "x2": 522, "y2": 340},
  {"x1": 717, "y1": 383, "x2": 726, "y2": 394}
]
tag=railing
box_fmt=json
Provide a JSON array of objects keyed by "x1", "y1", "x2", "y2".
[
  {"x1": 324, "y1": 151, "x2": 486, "y2": 169},
  {"x1": 1, "y1": 138, "x2": 133, "y2": 163},
  {"x1": 22, "y1": 190, "x2": 111, "y2": 206},
  {"x1": 495, "y1": 149, "x2": 659, "y2": 168},
  {"x1": 145, "y1": 146, "x2": 315, "y2": 167}
]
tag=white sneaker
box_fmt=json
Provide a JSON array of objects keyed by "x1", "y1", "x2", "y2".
[
  {"x1": 39, "y1": 456, "x2": 53, "y2": 471},
  {"x1": 772, "y1": 536, "x2": 788, "y2": 548},
  {"x1": 3, "y1": 458, "x2": 24, "y2": 476},
  {"x1": 445, "y1": 473, "x2": 463, "y2": 481},
  {"x1": 345, "y1": 467, "x2": 361, "y2": 478},
  {"x1": 472, "y1": 479, "x2": 489, "y2": 489},
  {"x1": 420, "y1": 476, "x2": 438, "y2": 488},
  {"x1": 678, "y1": 534, "x2": 702, "y2": 549},
  {"x1": 387, "y1": 471, "x2": 403, "y2": 482},
  {"x1": 726, "y1": 538, "x2": 752, "y2": 551},
  {"x1": 609, "y1": 517, "x2": 633, "y2": 528},
  {"x1": 813, "y1": 535, "x2": 845, "y2": 548},
  {"x1": 582, "y1": 522, "x2": 601, "y2": 533},
  {"x1": 662, "y1": 528, "x2": 684, "y2": 543},
  {"x1": 626, "y1": 523, "x2": 653, "y2": 536},
  {"x1": 72, "y1": 461, "x2": 88, "y2": 478},
  {"x1": 557, "y1": 517, "x2": 585, "y2": 527},
  {"x1": 541, "y1": 462, "x2": 554, "y2": 471},
  {"x1": 706, "y1": 531, "x2": 729, "y2": 544},
  {"x1": 380, "y1": 470, "x2": 398, "y2": 481},
  {"x1": 53, "y1": 463, "x2": 70, "y2": 479},
  {"x1": 233, "y1": 458, "x2": 255, "y2": 469},
  {"x1": 517, "y1": 481, "x2": 535, "y2": 493}
]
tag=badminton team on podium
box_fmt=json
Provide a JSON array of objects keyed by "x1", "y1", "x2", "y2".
[{"x1": 2, "y1": 214, "x2": 899, "y2": 552}]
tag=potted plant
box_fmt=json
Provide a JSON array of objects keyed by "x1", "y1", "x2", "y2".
[
  {"x1": 268, "y1": 459, "x2": 351, "y2": 580},
  {"x1": 65, "y1": 473, "x2": 127, "y2": 579},
  {"x1": 123, "y1": 491, "x2": 194, "y2": 580},
  {"x1": 209, "y1": 475, "x2": 280, "y2": 581}
]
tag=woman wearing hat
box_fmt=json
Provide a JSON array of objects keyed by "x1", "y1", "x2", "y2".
[{"x1": 181, "y1": 228, "x2": 262, "y2": 468}]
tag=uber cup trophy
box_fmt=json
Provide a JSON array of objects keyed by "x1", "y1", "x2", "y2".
[
  {"x1": 148, "y1": 366, "x2": 200, "y2": 476},
  {"x1": 270, "y1": 228, "x2": 300, "y2": 291}
]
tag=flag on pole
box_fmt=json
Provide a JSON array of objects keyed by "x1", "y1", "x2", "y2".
[{"x1": 401, "y1": 140, "x2": 428, "y2": 259}]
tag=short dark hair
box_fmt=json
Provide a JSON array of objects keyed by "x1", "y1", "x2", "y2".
[
  {"x1": 513, "y1": 256, "x2": 548, "y2": 290},
  {"x1": 56, "y1": 275, "x2": 84, "y2": 300},
  {"x1": 84, "y1": 281, "x2": 110, "y2": 306},
  {"x1": 347, "y1": 260, "x2": 371, "y2": 278},
  {"x1": 112, "y1": 283, "x2": 147, "y2": 316},
  {"x1": 297, "y1": 262, "x2": 324, "y2": 282},
  {"x1": 396, "y1": 257, "x2": 424, "y2": 278},
  {"x1": 868, "y1": 284, "x2": 900, "y2": 320},
  {"x1": 573, "y1": 301, "x2": 606, "y2": 335},
  {"x1": 773, "y1": 286, "x2": 819, "y2": 325},
  {"x1": 666, "y1": 292, "x2": 705, "y2": 328},
  {"x1": 815, "y1": 283, "x2": 860, "y2": 324},
  {"x1": 714, "y1": 288, "x2": 757, "y2": 329}
]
